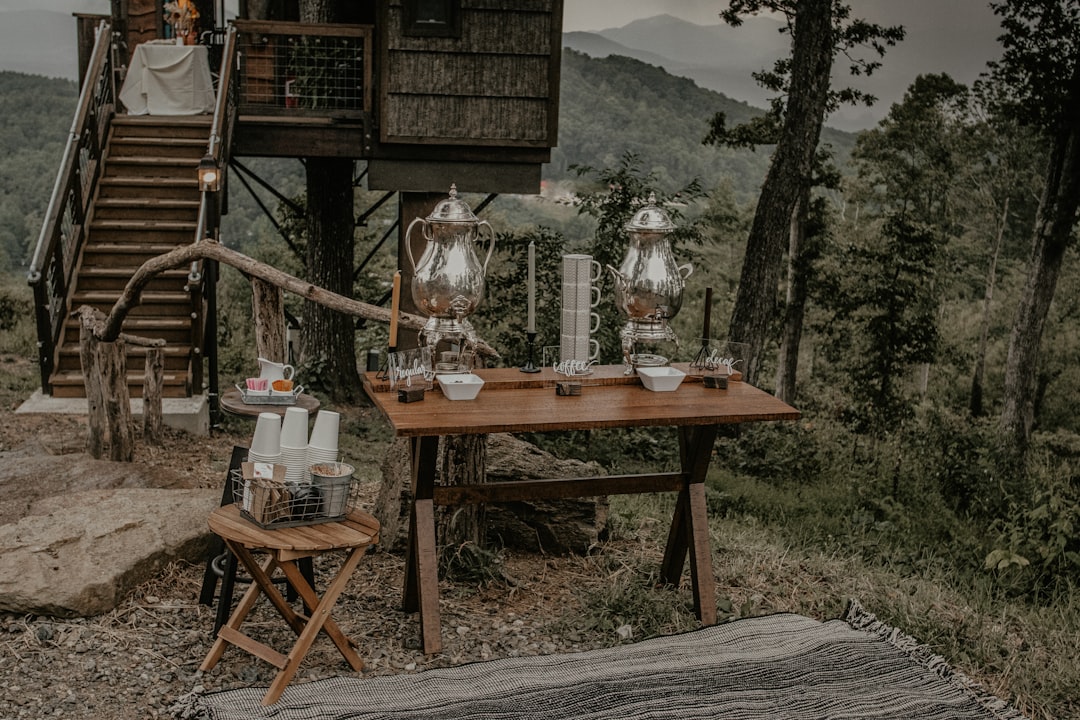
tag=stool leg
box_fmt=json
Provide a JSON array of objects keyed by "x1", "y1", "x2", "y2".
[
  {"x1": 278, "y1": 548, "x2": 366, "y2": 670},
  {"x1": 263, "y1": 548, "x2": 367, "y2": 705},
  {"x1": 200, "y1": 552, "x2": 276, "y2": 672}
]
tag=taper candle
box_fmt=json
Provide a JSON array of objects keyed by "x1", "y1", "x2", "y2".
[
  {"x1": 527, "y1": 241, "x2": 536, "y2": 333},
  {"x1": 389, "y1": 270, "x2": 401, "y2": 347}
]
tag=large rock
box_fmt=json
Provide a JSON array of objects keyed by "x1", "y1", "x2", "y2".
[{"x1": 0, "y1": 487, "x2": 219, "y2": 616}]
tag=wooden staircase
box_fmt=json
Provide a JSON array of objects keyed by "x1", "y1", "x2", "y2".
[{"x1": 48, "y1": 114, "x2": 210, "y2": 399}]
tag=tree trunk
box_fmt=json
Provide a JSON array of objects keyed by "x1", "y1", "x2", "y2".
[
  {"x1": 300, "y1": 156, "x2": 363, "y2": 403},
  {"x1": 297, "y1": 0, "x2": 362, "y2": 403},
  {"x1": 436, "y1": 434, "x2": 487, "y2": 549},
  {"x1": 970, "y1": 197, "x2": 1007, "y2": 417},
  {"x1": 1001, "y1": 124, "x2": 1080, "y2": 452},
  {"x1": 252, "y1": 277, "x2": 287, "y2": 364},
  {"x1": 727, "y1": 0, "x2": 833, "y2": 385},
  {"x1": 774, "y1": 188, "x2": 809, "y2": 404}
]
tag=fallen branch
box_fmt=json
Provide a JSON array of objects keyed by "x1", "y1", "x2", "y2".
[{"x1": 97, "y1": 238, "x2": 500, "y2": 358}]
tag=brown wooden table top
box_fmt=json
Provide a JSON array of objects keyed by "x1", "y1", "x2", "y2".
[
  {"x1": 219, "y1": 388, "x2": 321, "y2": 418},
  {"x1": 208, "y1": 503, "x2": 380, "y2": 553},
  {"x1": 363, "y1": 365, "x2": 799, "y2": 437}
]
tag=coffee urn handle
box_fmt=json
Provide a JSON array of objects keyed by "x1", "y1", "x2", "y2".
[{"x1": 404, "y1": 217, "x2": 427, "y2": 273}]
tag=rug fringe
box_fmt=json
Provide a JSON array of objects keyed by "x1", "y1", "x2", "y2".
[
  {"x1": 169, "y1": 689, "x2": 212, "y2": 720},
  {"x1": 842, "y1": 598, "x2": 1030, "y2": 720}
]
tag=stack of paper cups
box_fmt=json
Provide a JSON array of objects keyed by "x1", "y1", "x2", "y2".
[
  {"x1": 248, "y1": 412, "x2": 282, "y2": 465},
  {"x1": 279, "y1": 406, "x2": 310, "y2": 483},
  {"x1": 307, "y1": 409, "x2": 340, "y2": 467},
  {"x1": 560, "y1": 254, "x2": 601, "y2": 363}
]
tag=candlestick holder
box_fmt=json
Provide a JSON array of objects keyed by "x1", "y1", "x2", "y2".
[
  {"x1": 376, "y1": 344, "x2": 396, "y2": 381},
  {"x1": 519, "y1": 332, "x2": 540, "y2": 373}
]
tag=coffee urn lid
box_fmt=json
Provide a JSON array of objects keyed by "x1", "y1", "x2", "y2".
[
  {"x1": 625, "y1": 192, "x2": 675, "y2": 233},
  {"x1": 428, "y1": 184, "x2": 478, "y2": 223}
]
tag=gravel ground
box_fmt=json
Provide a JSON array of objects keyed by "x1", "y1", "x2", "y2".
[
  {"x1": 0, "y1": 542, "x2": 650, "y2": 720},
  {"x1": 0, "y1": 410, "x2": 671, "y2": 720}
]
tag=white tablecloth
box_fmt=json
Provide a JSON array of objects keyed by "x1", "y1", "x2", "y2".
[{"x1": 119, "y1": 42, "x2": 215, "y2": 116}]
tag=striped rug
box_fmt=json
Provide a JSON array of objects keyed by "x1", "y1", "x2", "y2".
[{"x1": 173, "y1": 599, "x2": 1027, "y2": 720}]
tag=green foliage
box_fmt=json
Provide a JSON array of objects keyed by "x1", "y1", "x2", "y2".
[
  {"x1": 0, "y1": 72, "x2": 77, "y2": 272},
  {"x1": 984, "y1": 441, "x2": 1080, "y2": 594},
  {"x1": 813, "y1": 214, "x2": 940, "y2": 434},
  {"x1": 985, "y1": 0, "x2": 1080, "y2": 132}
]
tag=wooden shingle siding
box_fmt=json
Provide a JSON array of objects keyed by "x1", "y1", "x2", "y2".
[
  {"x1": 385, "y1": 53, "x2": 550, "y2": 97},
  {"x1": 380, "y1": 0, "x2": 562, "y2": 147},
  {"x1": 385, "y1": 95, "x2": 549, "y2": 143}
]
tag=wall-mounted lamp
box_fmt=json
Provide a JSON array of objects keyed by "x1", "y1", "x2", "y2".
[{"x1": 198, "y1": 154, "x2": 220, "y2": 192}]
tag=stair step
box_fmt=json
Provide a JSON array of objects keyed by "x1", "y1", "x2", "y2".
[
  {"x1": 76, "y1": 266, "x2": 191, "y2": 292},
  {"x1": 104, "y1": 156, "x2": 200, "y2": 179},
  {"x1": 73, "y1": 289, "x2": 193, "y2": 304},
  {"x1": 89, "y1": 219, "x2": 197, "y2": 234},
  {"x1": 63, "y1": 317, "x2": 194, "y2": 345},
  {"x1": 109, "y1": 136, "x2": 207, "y2": 159},
  {"x1": 110, "y1": 115, "x2": 212, "y2": 140},
  {"x1": 48, "y1": 372, "x2": 191, "y2": 399},
  {"x1": 92, "y1": 198, "x2": 201, "y2": 222},
  {"x1": 56, "y1": 344, "x2": 193, "y2": 373}
]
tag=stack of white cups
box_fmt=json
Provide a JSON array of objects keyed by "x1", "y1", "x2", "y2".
[
  {"x1": 248, "y1": 412, "x2": 282, "y2": 465},
  {"x1": 279, "y1": 406, "x2": 310, "y2": 483},
  {"x1": 560, "y1": 254, "x2": 601, "y2": 364},
  {"x1": 307, "y1": 409, "x2": 340, "y2": 468}
]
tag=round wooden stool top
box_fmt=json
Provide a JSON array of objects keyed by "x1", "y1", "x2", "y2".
[
  {"x1": 219, "y1": 389, "x2": 321, "y2": 419},
  {"x1": 209, "y1": 503, "x2": 379, "y2": 553}
]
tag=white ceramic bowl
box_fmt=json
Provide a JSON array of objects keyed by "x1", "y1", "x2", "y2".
[
  {"x1": 439, "y1": 373, "x2": 485, "y2": 400},
  {"x1": 637, "y1": 366, "x2": 686, "y2": 392}
]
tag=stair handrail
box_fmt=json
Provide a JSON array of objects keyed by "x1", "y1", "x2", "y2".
[
  {"x1": 27, "y1": 19, "x2": 116, "y2": 393},
  {"x1": 193, "y1": 23, "x2": 239, "y2": 417}
]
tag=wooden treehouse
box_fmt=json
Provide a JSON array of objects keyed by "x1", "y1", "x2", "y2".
[{"x1": 29, "y1": 0, "x2": 563, "y2": 407}]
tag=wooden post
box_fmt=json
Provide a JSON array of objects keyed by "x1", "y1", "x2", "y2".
[
  {"x1": 143, "y1": 346, "x2": 164, "y2": 445},
  {"x1": 79, "y1": 310, "x2": 107, "y2": 460},
  {"x1": 252, "y1": 277, "x2": 287, "y2": 363},
  {"x1": 100, "y1": 336, "x2": 134, "y2": 462}
]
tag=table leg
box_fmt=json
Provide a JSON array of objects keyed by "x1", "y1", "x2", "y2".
[
  {"x1": 660, "y1": 425, "x2": 718, "y2": 625},
  {"x1": 402, "y1": 436, "x2": 442, "y2": 654}
]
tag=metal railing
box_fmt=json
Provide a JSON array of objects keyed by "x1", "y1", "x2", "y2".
[
  {"x1": 26, "y1": 20, "x2": 116, "y2": 394},
  {"x1": 232, "y1": 20, "x2": 372, "y2": 118},
  {"x1": 194, "y1": 23, "x2": 240, "y2": 415}
]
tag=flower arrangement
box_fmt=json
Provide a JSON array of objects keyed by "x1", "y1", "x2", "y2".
[{"x1": 164, "y1": 0, "x2": 199, "y2": 43}]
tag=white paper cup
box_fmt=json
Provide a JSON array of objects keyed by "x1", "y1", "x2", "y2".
[
  {"x1": 250, "y1": 412, "x2": 281, "y2": 457},
  {"x1": 280, "y1": 406, "x2": 309, "y2": 449},
  {"x1": 310, "y1": 410, "x2": 340, "y2": 451}
]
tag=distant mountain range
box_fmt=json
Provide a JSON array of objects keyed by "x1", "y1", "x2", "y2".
[{"x1": 565, "y1": 9, "x2": 1002, "y2": 132}]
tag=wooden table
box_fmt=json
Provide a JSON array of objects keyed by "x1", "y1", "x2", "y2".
[
  {"x1": 219, "y1": 388, "x2": 321, "y2": 418},
  {"x1": 364, "y1": 365, "x2": 799, "y2": 654},
  {"x1": 199, "y1": 504, "x2": 380, "y2": 706}
]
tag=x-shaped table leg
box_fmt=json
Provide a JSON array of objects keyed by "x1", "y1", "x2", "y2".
[{"x1": 200, "y1": 538, "x2": 367, "y2": 706}]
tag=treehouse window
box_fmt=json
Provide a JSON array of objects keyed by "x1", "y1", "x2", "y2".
[{"x1": 402, "y1": 0, "x2": 461, "y2": 38}]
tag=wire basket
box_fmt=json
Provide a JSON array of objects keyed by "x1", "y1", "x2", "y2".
[{"x1": 231, "y1": 463, "x2": 358, "y2": 529}]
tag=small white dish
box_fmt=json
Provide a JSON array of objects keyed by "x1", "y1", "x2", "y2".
[
  {"x1": 637, "y1": 366, "x2": 686, "y2": 392},
  {"x1": 439, "y1": 372, "x2": 485, "y2": 400}
]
